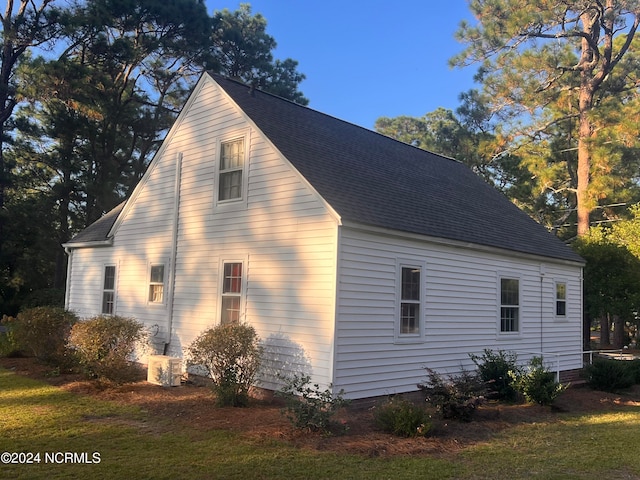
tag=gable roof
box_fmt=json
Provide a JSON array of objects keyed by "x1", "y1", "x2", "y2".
[
  {"x1": 212, "y1": 74, "x2": 582, "y2": 264},
  {"x1": 66, "y1": 73, "x2": 583, "y2": 264}
]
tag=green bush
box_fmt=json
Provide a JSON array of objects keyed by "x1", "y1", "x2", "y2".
[
  {"x1": 373, "y1": 396, "x2": 430, "y2": 437},
  {"x1": 625, "y1": 359, "x2": 640, "y2": 384},
  {"x1": 68, "y1": 315, "x2": 148, "y2": 384},
  {"x1": 470, "y1": 349, "x2": 520, "y2": 401},
  {"x1": 0, "y1": 315, "x2": 20, "y2": 357},
  {"x1": 511, "y1": 357, "x2": 567, "y2": 405},
  {"x1": 277, "y1": 374, "x2": 350, "y2": 434},
  {"x1": 584, "y1": 358, "x2": 636, "y2": 392},
  {"x1": 10, "y1": 307, "x2": 78, "y2": 365},
  {"x1": 186, "y1": 323, "x2": 262, "y2": 407},
  {"x1": 418, "y1": 368, "x2": 486, "y2": 422}
]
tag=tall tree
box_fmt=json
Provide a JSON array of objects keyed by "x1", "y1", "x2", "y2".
[
  {"x1": 453, "y1": 0, "x2": 640, "y2": 236},
  {"x1": 0, "y1": 0, "x2": 61, "y2": 266}
]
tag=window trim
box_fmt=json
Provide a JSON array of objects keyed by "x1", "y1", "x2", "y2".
[
  {"x1": 218, "y1": 257, "x2": 248, "y2": 325},
  {"x1": 148, "y1": 263, "x2": 166, "y2": 305},
  {"x1": 214, "y1": 130, "x2": 250, "y2": 209},
  {"x1": 102, "y1": 264, "x2": 117, "y2": 315},
  {"x1": 498, "y1": 274, "x2": 521, "y2": 336},
  {"x1": 395, "y1": 259, "x2": 426, "y2": 343},
  {"x1": 555, "y1": 280, "x2": 567, "y2": 319}
]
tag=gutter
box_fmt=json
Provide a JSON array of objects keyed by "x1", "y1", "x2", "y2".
[{"x1": 164, "y1": 152, "x2": 182, "y2": 355}]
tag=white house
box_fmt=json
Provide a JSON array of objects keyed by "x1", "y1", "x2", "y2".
[{"x1": 63, "y1": 73, "x2": 585, "y2": 400}]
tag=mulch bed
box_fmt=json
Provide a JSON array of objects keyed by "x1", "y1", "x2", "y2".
[{"x1": 2, "y1": 356, "x2": 639, "y2": 457}]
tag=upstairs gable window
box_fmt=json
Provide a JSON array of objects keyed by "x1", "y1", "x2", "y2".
[{"x1": 218, "y1": 138, "x2": 244, "y2": 202}]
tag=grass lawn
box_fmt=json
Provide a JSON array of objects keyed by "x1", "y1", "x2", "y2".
[{"x1": 1, "y1": 366, "x2": 639, "y2": 479}]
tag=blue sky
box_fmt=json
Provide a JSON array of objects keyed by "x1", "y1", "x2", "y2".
[{"x1": 206, "y1": 1, "x2": 479, "y2": 129}]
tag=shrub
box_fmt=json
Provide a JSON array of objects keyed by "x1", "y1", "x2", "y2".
[
  {"x1": 68, "y1": 315, "x2": 148, "y2": 384},
  {"x1": 373, "y1": 396, "x2": 430, "y2": 437},
  {"x1": 10, "y1": 307, "x2": 78, "y2": 365},
  {"x1": 418, "y1": 368, "x2": 486, "y2": 422},
  {"x1": 583, "y1": 358, "x2": 635, "y2": 392},
  {"x1": 470, "y1": 349, "x2": 520, "y2": 401},
  {"x1": 626, "y1": 359, "x2": 640, "y2": 384},
  {"x1": 0, "y1": 315, "x2": 20, "y2": 357},
  {"x1": 186, "y1": 323, "x2": 262, "y2": 407},
  {"x1": 511, "y1": 357, "x2": 567, "y2": 405},
  {"x1": 277, "y1": 374, "x2": 350, "y2": 434}
]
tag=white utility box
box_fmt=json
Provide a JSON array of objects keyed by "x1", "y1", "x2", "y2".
[{"x1": 147, "y1": 355, "x2": 182, "y2": 387}]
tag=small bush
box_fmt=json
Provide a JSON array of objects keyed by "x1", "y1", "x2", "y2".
[
  {"x1": 584, "y1": 358, "x2": 635, "y2": 392},
  {"x1": 511, "y1": 357, "x2": 567, "y2": 405},
  {"x1": 470, "y1": 349, "x2": 520, "y2": 401},
  {"x1": 418, "y1": 368, "x2": 486, "y2": 422},
  {"x1": 186, "y1": 323, "x2": 262, "y2": 407},
  {"x1": 277, "y1": 374, "x2": 350, "y2": 434},
  {"x1": 68, "y1": 315, "x2": 148, "y2": 384},
  {"x1": 10, "y1": 307, "x2": 78, "y2": 365},
  {"x1": 0, "y1": 315, "x2": 21, "y2": 357},
  {"x1": 625, "y1": 359, "x2": 640, "y2": 384},
  {"x1": 373, "y1": 396, "x2": 430, "y2": 437}
]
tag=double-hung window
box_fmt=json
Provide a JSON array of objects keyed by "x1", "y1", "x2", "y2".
[
  {"x1": 500, "y1": 277, "x2": 519, "y2": 333},
  {"x1": 555, "y1": 282, "x2": 567, "y2": 317},
  {"x1": 221, "y1": 262, "x2": 243, "y2": 324},
  {"x1": 218, "y1": 138, "x2": 244, "y2": 202},
  {"x1": 397, "y1": 261, "x2": 425, "y2": 340},
  {"x1": 102, "y1": 265, "x2": 116, "y2": 314},
  {"x1": 149, "y1": 265, "x2": 165, "y2": 303}
]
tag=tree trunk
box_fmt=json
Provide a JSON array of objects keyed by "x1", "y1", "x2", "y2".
[
  {"x1": 612, "y1": 315, "x2": 626, "y2": 348},
  {"x1": 600, "y1": 314, "x2": 610, "y2": 347}
]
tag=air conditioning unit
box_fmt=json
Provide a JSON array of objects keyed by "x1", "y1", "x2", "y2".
[{"x1": 147, "y1": 355, "x2": 182, "y2": 387}]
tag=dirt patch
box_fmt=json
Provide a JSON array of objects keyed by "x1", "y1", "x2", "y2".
[{"x1": 2, "y1": 356, "x2": 639, "y2": 457}]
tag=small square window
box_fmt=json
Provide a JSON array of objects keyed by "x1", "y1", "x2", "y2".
[{"x1": 149, "y1": 265, "x2": 165, "y2": 303}]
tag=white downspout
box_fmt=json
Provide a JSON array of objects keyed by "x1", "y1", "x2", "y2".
[
  {"x1": 164, "y1": 152, "x2": 182, "y2": 355},
  {"x1": 64, "y1": 247, "x2": 73, "y2": 309}
]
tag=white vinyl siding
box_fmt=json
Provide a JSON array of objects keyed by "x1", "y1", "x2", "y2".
[
  {"x1": 334, "y1": 226, "x2": 583, "y2": 399},
  {"x1": 65, "y1": 75, "x2": 339, "y2": 392}
]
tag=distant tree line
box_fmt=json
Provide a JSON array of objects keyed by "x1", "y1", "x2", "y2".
[{"x1": 0, "y1": 1, "x2": 306, "y2": 314}]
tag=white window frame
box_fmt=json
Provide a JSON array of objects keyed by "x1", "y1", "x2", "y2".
[
  {"x1": 498, "y1": 275, "x2": 521, "y2": 335},
  {"x1": 395, "y1": 259, "x2": 426, "y2": 343},
  {"x1": 214, "y1": 130, "x2": 249, "y2": 209},
  {"x1": 148, "y1": 263, "x2": 166, "y2": 305},
  {"x1": 218, "y1": 257, "x2": 247, "y2": 325},
  {"x1": 555, "y1": 280, "x2": 567, "y2": 319},
  {"x1": 102, "y1": 264, "x2": 117, "y2": 315}
]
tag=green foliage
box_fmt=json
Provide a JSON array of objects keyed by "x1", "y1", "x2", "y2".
[
  {"x1": 583, "y1": 358, "x2": 636, "y2": 393},
  {"x1": 10, "y1": 307, "x2": 78, "y2": 365},
  {"x1": 0, "y1": 315, "x2": 20, "y2": 357},
  {"x1": 418, "y1": 368, "x2": 486, "y2": 422},
  {"x1": 277, "y1": 375, "x2": 350, "y2": 433},
  {"x1": 470, "y1": 349, "x2": 520, "y2": 401},
  {"x1": 68, "y1": 315, "x2": 148, "y2": 384},
  {"x1": 510, "y1": 357, "x2": 566, "y2": 405},
  {"x1": 573, "y1": 236, "x2": 640, "y2": 323},
  {"x1": 186, "y1": 323, "x2": 262, "y2": 407},
  {"x1": 373, "y1": 396, "x2": 431, "y2": 438}
]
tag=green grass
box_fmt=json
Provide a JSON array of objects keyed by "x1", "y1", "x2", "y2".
[{"x1": 1, "y1": 368, "x2": 639, "y2": 479}]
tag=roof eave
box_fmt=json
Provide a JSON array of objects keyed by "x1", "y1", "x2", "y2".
[
  {"x1": 341, "y1": 221, "x2": 585, "y2": 267},
  {"x1": 62, "y1": 238, "x2": 114, "y2": 249}
]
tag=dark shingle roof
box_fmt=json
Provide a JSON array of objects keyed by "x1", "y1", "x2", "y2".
[
  {"x1": 213, "y1": 74, "x2": 582, "y2": 263},
  {"x1": 67, "y1": 73, "x2": 583, "y2": 264},
  {"x1": 65, "y1": 202, "x2": 125, "y2": 245}
]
